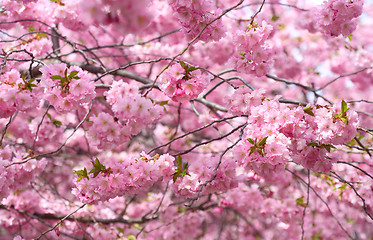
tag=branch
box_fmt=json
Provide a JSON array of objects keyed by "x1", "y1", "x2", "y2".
[
  {"x1": 265, "y1": 73, "x2": 315, "y2": 91},
  {"x1": 71, "y1": 62, "x2": 153, "y2": 85},
  {"x1": 250, "y1": 0, "x2": 266, "y2": 25},
  {"x1": 186, "y1": 123, "x2": 247, "y2": 207},
  {"x1": 337, "y1": 161, "x2": 373, "y2": 180},
  {"x1": 330, "y1": 171, "x2": 373, "y2": 221},
  {"x1": 6, "y1": 101, "x2": 93, "y2": 167},
  {"x1": 0, "y1": 204, "x2": 158, "y2": 225},
  {"x1": 317, "y1": 66, "x2": 373, "y2": 91},
  {"x1": 35, "y1": 204, "x2": 86, "y2": 240},
  {"x1": 175, "y1": 123, "x2": 247, "y2": 157},
  {"x1": 301, "y1": 170, "x2": 310, "y2": 240},
  {"x1": 148, "y1": 115, "x2": 240, "y2": 154},
  {"x1": 144, "y1": 0, "x2": 245, "y2": 96},
  {"x1": 286, "y1": 168, "x2": 354, "y2": 239}
]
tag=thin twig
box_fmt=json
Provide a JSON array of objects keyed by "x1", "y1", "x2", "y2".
[
  {"x1": 35, "y1": 204, "x2": 86, "y2": 240},
  {"x1": 6, "y1": 101, "x2": 93, "y2": 167},
  {"x1": 286, "y1": 168, "x2": 354, "y2": 239},
  {"x1": 301, "y1": 170, "x2": 310, "y2": 240},
  {"x1": 330, "y1": 171, "x2": 373, "y2": 221},
  {"x1": 186, "y1": 123, "x2": 247, "y2": 207}
]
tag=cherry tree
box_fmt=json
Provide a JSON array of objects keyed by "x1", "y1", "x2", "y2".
[{"x1": 0, "y1": 0, "x2": 372, "y2": 239}]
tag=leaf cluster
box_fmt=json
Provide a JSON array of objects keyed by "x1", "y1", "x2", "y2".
[
  {"x1": 302, "y1": 105, "x2": 315, "y2": 116},
  {"x1": 307, "y1": 141, "x2": 336, "y2": 153},
  {"x1": 247, "y1": 136, "x2": 268, "y2": 157},
  {"x1": 295, "y1": 196, "x2": 306, "y2": 207},
  {"x1": 50, "y1": 0, "x2": 65, "y2": 6},
  {"x1": 18, "y1": 75, "x2": 37, "y2": 92},
  {"x1": 179, "y1": 61, "x2": 198, "y2": 81},
  {"x1": 74, "y1": 158, "x2": 112, "y2": 182},
  {"x1": 46, "y1": 113, "x2": 62, "y2": 128},
  {"x1": 51, "y1": 69, "x2": 80, "y2": 93},
  {"x1": 315, "y1": 173, "x2": 348, "y2": 200},
  {"x1": 333, "y1": 100, "x2": 350, "y2": 125},
  {"x1": 303, "y1": 100, "x2": 350, "y2": 126},
  {"x1": 172, "y1": 155, "x2": 190, "y2": 182},
  {"x1": 27, "y1": 26, "x2": 48, "y2": 39}
]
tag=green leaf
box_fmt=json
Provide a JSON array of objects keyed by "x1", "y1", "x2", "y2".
[
  {"x1": 46, "y1": 113, "x2": 52, "y2": 120},
  {"x1": 322, "y1": 144, "x2": 335, "y2": 153},
  {"x1": 249, "y1": 146, "x2": 256, "y2": 156},
  {"x1": 127, "y1": 235, "x2": 137, "y2": 240},
  {"x1": 176, "y1": 155, "x2": 182, "y2": 170},
  {"x1": 338, "y1": 183, "x2": 347, "y2": 200},
  {"x1": 296, "y1": 196, "x2": 306, "y2": 207},
  {"x1": 27, "y1": 26, "x2": 36, "y2": 32},
  {"x1": 307, "y1": 142, "x2": 319, "y2": 147},
  {"x1": 325, "y1": 176, "x2": 334, "y2": 186},
  {"x1": 324, "y1": 145, "x2": 331, "y2": 152},
  {"x1": 311, "y1": 231, "x2": 322, "y2": 240},
  {"x1": 177, "y1": 206, "x2": 186, "y2": 213},
  {"x1": 184, "y1": 162, "x2": 189, "y2": 171},
  {"x1": 50, "y1": 0, "x2": 65, "y2": 5},
  {"x1": 255, "y1": 148, "x2": 265, "y2": 157},
  {"x1": 37, "y1": 33, "x2": 48, "y2": 38},
  {"x1": 271, "y1": 15, "x2": 280, "y2": 21},
  {"x1": 341, "y1": 117, "x2": 348, "y2": 125},
  {"x1": 172, "y1": 156, "x2": 189, "y2": 182},
  {"x1": 346, "y1": 218, "x2": 355, "y2": 224},
  {"x1": 258, "y1": 136, "x2": 268, "y2": 146},
  {"x1": 133, "y1": 224, "x2": 143, "y2": 230},
  {"x1": 341, "y1": 100, "x2": 349, "y2": 114},
  {"x1": 74, "y1": 168, "x2": 89, "y2": 182},
  {"x1": 188, "y1": 66, "x2": 198, "y2": 72},
  {"x1": 155, "y1": 100, "x2": 169, "y2": 106},
  {"x1": 247, "y1": 138, "x2": 255, "y2": 145},
  {"x1": 52, "y1": 120, "x2": 62, "y2": 128},
  {"x1": 303, "y1": 106, "x2": 315, "y2": 116},
  {"x1": 172, "y1": 172, "x2": 180, "y2": 183},
  {"x1": 51, "y1": 75, "x2": 63, "y2": 80},
  {"x1": 179, "y1": 60, "x2": 187, "y2": 70},
  {"x1": 116, "y1": 227, "x2": 125, "y2": 234},
  {"x1": 68, "y1": 70, "x2": 79, "y2": 79}
]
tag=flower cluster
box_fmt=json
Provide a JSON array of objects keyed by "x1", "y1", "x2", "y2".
[
  {"x1": 105, "y1": 80, "x2": 163, "y2": 131},
  {"x1": 77, "y1": 0, "x2": 154, "y2": 34},
  {"x1": 0, "y1": 69, "x2": 41, "y2": 118},
  {"x1": 72, "y1": 153, "x2": 175, "y2": 204},
  {"x1": 0, "y1": 146, "x2": 46, "y2": 199},
  {"x1": 171, "y1": 155, "x2": 239, "y2": 198},
  {"x1": 219, "y1": 183, "x2": 302, "y2": 226},
  {"x1": 87, "y1": 112, "x2": 130, "y2": 150},
  {"x1": 230, "y1": 21, "x2": 274, "y2": 77},
  {"x1": 39, "y1": 63, "x2": 96, "y2": 112},
  {"x1": 300, "y1": 0, "x2": 364, "y2": 37},
  {"x1": 159, "y1": 62, "x2": 209, "y2": 102},
  {"x1": 87, "y1": 80, "x2": 163, "y2": 150},
  {"x1": 224, "y1": 87, "x2": 265, "y2": 115},
  {"x1": 29, "y1": 114, "x2": 65, "y2": 146},
  {"x1": 168, "y1": 0, "x2": 226, "y2": 42},
  {"x1": 229, "y1": 88, "x2": 358, "y2": 173}
]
